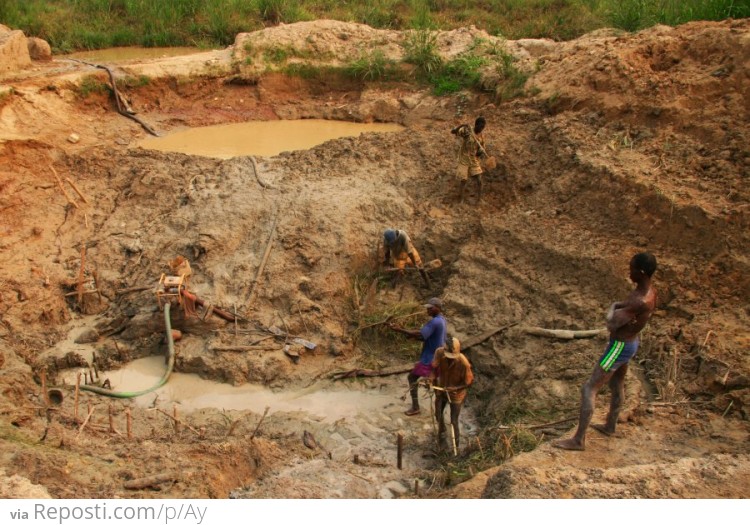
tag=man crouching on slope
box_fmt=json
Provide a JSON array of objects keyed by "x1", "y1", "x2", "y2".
[{"x1": 554, "y1": 252, "x2": 657, "y2": 451}]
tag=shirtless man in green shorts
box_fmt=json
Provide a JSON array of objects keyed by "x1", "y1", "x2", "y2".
[{"x1": 554, "y1": 252, "x2": 657, "y2": 451}]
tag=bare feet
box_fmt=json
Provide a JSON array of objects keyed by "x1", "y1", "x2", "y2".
[
  {"x1": 404, "y1": 407, "x2": 420, "y2": 416},
  {"x1": 552, "y1": 438, "x2": 585, "y2": 451},
  {"x1": 591, "y1": 423, "x2": 615, "y2": 436}
]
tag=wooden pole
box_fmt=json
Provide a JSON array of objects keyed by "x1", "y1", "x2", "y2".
[
  {"x1": 173, "y1": 404, "x2": 179, "y2": 433},
  {"x1": 40, "y1": 369, "x2": 48, "y2": 406},
  {"x1": 414, "y1": 479, "x2": 419, "y2": 496},
  {"x1": 64, "y1": 177, "x2": 90, "y2": 204},
  {"x1": 126, "y1": 407, "x2": 132, "y2": 439},
  {"x1": 397, "y1": 433, "x2": 403, "y2": 470},
  {"x1": 250, "y1": 406, "x2": 270, "y2": 440},
  {"x1": 49, "y1": 164, "x2": 79, "y2": 209},
  {"x1": 247, "y1": 214, "x2": 278, "y2": 306},
  {"x1": 108, "y1": 404, "x2": 115, "y2": 433},
  {"x1": 74, "y1": 373, "x2": 81, "y2": 422},
  {"x1": 76, "y1": 403, "x2": 95, "y2": 439},
  {"x1": 77, "y1": 247, "x2": 86, "y2": 306}
]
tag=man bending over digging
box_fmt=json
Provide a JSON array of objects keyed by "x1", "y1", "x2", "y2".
[{"x1": 554, "y1": 252, "x2": 657, "y2": 451}]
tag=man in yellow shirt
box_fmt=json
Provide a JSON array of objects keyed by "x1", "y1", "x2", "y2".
[
  {"x1": 382, "y1": 228, "x2": 430, "y2": 287},
  {"x1": 452, "y1": 116, "x2": 487, "y2": 203}
]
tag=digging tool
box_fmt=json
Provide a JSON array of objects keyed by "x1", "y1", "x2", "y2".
[
  {"x1": 448, "y1": 423, "x2": 458, "y2": 456},
  {"x1": 384, "y1": 259, "x2": 442, "y2": 272}
]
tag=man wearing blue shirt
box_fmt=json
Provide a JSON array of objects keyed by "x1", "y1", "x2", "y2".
[{"x1": 390, "y1": 297, "x2": 447, "y2": 416}]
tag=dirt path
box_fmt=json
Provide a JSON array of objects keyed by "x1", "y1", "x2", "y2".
[{"x1": 0, "y1": 20, "x2": 748, "y2": 498}]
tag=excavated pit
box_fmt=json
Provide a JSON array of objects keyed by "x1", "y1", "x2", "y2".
[{"x1": 1, "y1": 19, "x2": 749, "y2": 499}]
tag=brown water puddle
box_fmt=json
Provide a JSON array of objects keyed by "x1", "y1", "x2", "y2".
[
  {"x1": 137, "y1": 119, "x2": 405, "y2": 158},
  {"x1": 61, "y1": 46, "x2": 204, "y2": 63},
  {"x1": 69, "y1": 356, "x2": 400, "y2": 421}
]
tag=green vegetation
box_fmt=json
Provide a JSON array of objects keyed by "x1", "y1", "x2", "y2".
[
  {"x1": 2, "y1": 1, "x2": 746, "y2": 53},
  {"x1": 345, "y1": 50, "x2": 403, "y2": 81},
  {"x1": 77, "y1": 75, "x2": 110, "y2": 97}
]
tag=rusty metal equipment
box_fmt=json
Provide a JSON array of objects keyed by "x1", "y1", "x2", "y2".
[{"x1": 155, "y1": 273, "x2": 188, "y2": 309}]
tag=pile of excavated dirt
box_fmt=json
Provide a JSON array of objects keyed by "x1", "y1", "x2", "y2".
[{"x1": 0, "y1": 19, "x2": 748, "y2": 498}]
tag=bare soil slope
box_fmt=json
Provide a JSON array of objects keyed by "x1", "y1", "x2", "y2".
[{"x1": 0, "y1": 19, "x2": 747, "y2": 498}]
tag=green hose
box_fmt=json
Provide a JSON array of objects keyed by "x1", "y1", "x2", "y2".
[{"x1": 80, "y1": 302, "x2": 175, "y2": 398}]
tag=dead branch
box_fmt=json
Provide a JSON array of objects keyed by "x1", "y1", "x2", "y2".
[
  {"x1": 462, "y1": 322, "x2": 519, "y2": 350},
  {"x1": 149, "y1": 408, "x2": 201, "y2": 436},
  {"x1": 49, "y1": 164, "x2": 79, "y2": 209},
  {"x1": 64, "y1": 289, "x2": 99, "y2": 297},
  {"x1": 331, "y1": 365, "x2": 413, "y2": 381},
  {"x1": 123, "y1": 472, "x2": 180, "y2": 490},
  {"x1": 116, "y1": 286, "x2": 152, "y2": 294},
  {"x1": 494, "y1": 416, "x2": 577, "y2": 431},
  {"x1": 77, "y1": 246, "x2": 86, "y2": 305},
  {"x1": 250, "y1": 406, "x2": 270, "y2": 440},
  {"x1": 76, "y1": 405, "x2": 95, "y2": 439},
  {"x1": 65, "y1": 177, "x2": 90, "y2": 204},
  {"x1": 247, "y1": 214, "x2": 278, "y2": 306},
  {"x1": 521, "y1": 326, "x2": 607, "y2": 340},
  {"x1": 210, "y1": 345, "x2": 279, "y2": 352}
]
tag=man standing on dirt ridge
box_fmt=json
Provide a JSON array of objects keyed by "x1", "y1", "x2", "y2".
[
  {"x1": 390, "y1": 297, "x2": 447, "y2": 416},
  {"x1": 452, "y1": 116, "x2": 489, "y2": 204},
  {"x1": 554, "y1": 252, "x2": 658, "y2": 451},
  {"x1": 382, "y1": 228, "x2": 431, "y2": 287}
]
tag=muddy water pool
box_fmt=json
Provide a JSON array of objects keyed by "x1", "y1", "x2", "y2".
[
  {"x1": 68, "y1": 356, "x2": 399, "y2": 420},
  {"x1": 137, "y1": 119, "x2": 405, "y2": 158}
]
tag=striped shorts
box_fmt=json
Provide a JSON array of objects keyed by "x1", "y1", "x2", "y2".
[{"x1": 598, "y1": 338, "x2": 639, "y2": 372}]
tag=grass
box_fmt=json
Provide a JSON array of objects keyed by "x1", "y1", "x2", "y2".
[
  {"x1": 0, "y1": 1, "x2": 743, "y2": 53},
  {"x1": 77, "y1": 74, "x2": 110, "y2": 98},
  {"x1": 345, "y1": 50, "x2": 403, "y2": 81}
]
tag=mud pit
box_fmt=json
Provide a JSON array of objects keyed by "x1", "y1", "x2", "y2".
[{"x1": 0, "y1": 20, "x2": 749, "y2": 499}]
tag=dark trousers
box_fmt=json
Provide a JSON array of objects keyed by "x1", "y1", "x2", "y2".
[
  {"x1": 407, "y1": 373, "x2": 421, "y2": 409},
  {"x1": 435, "y1": 392, "x2": 463, "y2": 447}
]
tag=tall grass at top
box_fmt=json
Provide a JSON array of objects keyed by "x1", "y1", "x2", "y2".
[
  {"x1": 600, "y1": 0, "x2": 750, "y2": 32},
  {"x1": 0, "y1": 0, "x2": 746, "y2": 53}
]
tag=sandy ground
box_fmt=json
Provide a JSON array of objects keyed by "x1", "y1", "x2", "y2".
[{"x1": 0, "y1": 19, "x2": 748, "y2": 498}]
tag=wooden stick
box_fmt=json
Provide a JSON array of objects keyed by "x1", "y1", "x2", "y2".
[
  {"x1": 521, "y1": 326, "x2": 607, "y2": 340},
  {"x1": 64, "y1": 177, "x2": 89, "y2": 204},
  {"x1": 250, "y1": 406, "x2": 270, "y2": 440},
  {"x1": 40, "y1": 369, "x2": 48, "y2": 406},
  {"x1": 247, "y1": 214, "x2": 278, "y2": 306},
  {"x1": 76, "y1": 404, "x2": 95, "y2": 439},
  {"x1": 126, "y1": 407, "x2": 132, "y2": 439},
  {"x1": 116, "y1": 286, "x2": 152, "y2": 295},
  {"x1": 64, "y1": 289, "x2": 99, "y2": 297},
  {"x1": 350, "y1": 311, "x2": 423, "y2": 335},
  {"x1": 414, "y1": 479, "x2": 419, "y2": 496},
  {"x1": 173, "y1": 405, "x2": 179, "y2": 433},
  {"x1": 124, "y1": 472, "x2": 179, "y2": 490},
  {"x1": 397, "y1": 433, "x2": 404, "y2": 470},
  {"x1": 74, "y1": 373, "x2": 81, "y2": 422},
  {"x1": 77, "y1": 246, "x2": 86, "y2": 305},
  {"x1": 49, "y1": 164, "x2": 79, "y2": 209},
  {"x1": 108, "y1": 404, "x2": 115, "y2": 433},
  {"x1": 92, "y1": 270, "x2": 103, "y2": 303},
  {"x1": 149, "y1": 408, "x2": 201, "y2": 436},
  {"x1": 234, "y1": 304, "x2": 238, "y2": 338},
  {"x1": 210, "y1": 345, "x2": 279, "y2": 352},
  {"x1": 331, "y1": 365, "x2": 412, "y2": 381},
  {"x1": 462, "y1": 322, "x2": 519, "y2": 350},
  {"x1": 494, "y1": 416, "x2": 577, "y2": 431}
]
